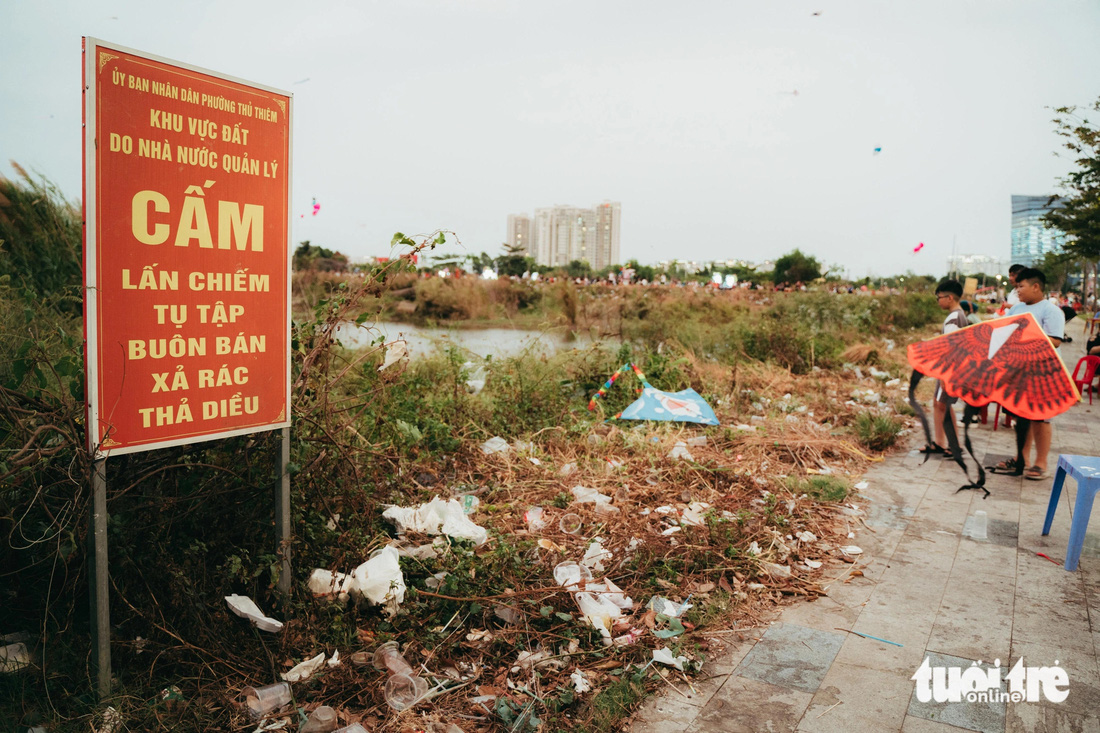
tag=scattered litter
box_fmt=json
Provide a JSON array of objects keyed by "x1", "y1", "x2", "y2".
[
  {"x1": 512, "y1": 439, "x2": 534, "y2": 452},
  {"x1": 479, "y1": 436, "x2": 510, "y2": 455},
  {"x1": 425, "y1": 571, "x2": 448, "y2": 589},
  {"x1": 750, "y1": 415, "x2": 765, "y2": 423},
  {"x1": 796, "y1": 531, "x2": 817, "y2": 543},
  {"x1": 308, "y1": 569, "x2": 354, "y2": 602},
  {"x1": 839, "y1": 545, "x2": 862, "y2": 556},
  {"x1": 350, "y1": 546, "x2": 407, "y2": 615},
  {"x1": 646, "y1": 596, "x2": 692, "y2": 618},
  {"x1": 252, "y1": 720, "x2": 288, "y2": 733},
  {"x1": 378, "y1": 340, "x2": 408, "y2": 371},
  {"x1": 300, "y1": 705, "x2": 338, "y2": 733},
  {"x1": 528, "y1": 456, "x2": 542, "y2": 466},
  {"x1": 747, "y1": 541, "x2": 762, "y2": 556},
  {"x1": 464, "y1": 362, "x2": 487, "y2": 394},
  {"x1": 524, "y1": 506, "x2": 547, "y2": 531},
  {"x1": 383, "y1": 496, "x2": 489, "y2": 545},
  {"x1": 1036, "y1": 552, "x2": 1061, "y2": 565},
  {"x1": 668, "y1": 441, "x2": 694, "y2": 461},
  {"x1": 685, "y1": 435, "x2": 708, "y2": 447},
  {"x1": 327, "y1": 650, "x2": 341, "y2": 667},
  {"x1": 282, "y1": 652, "x2": 325, "y2": 682},
  {"x1": 553, "y1": 561, "x2": 593, "y2": 589},
  {"x1": 870, "y1": 367, "x2": 890, "y2": 381},
  {"x1": 680, "y1": 501, "x2": 711, "y2": 528},
  {"x1": 225, "y1": 595, "x2": 284, "y2": 633},
  {"x1": 804, "y1": 559, "x2": 823, "y2": 569},
  {"x1": 840, "y1": 628, "x2": 903, "y2": 647},
  {"x1": 325, "y1": 514, "x2": 340, "y2": 530},
  {"x1": 576, "y1": 591, "x2": 623, "y2": 644},
  {"x1": 494, "y1": 605, "x2": 522, "y2": 624},
  {"x1": 0, "y1": 639, "x2": 31, "y2": 673},
  {"x1": 761, "y1": 562, "x2": 792, "y2": 578},
  {"x1": 571, "y1": 669, "x2": 592, "y2": 693},
  {"x1": 96, "y1": 706, "x2": 122, "y2": 733},
  {"x1": 733, "y1": 424, "x2": 755, "y2": 431},
  {"x1": 613, "y1": 627, "x2": 646, "y2": 646},
  {"x1": 558, "y1": 513, "x2": 582, "y2": 535},
  {"x1": 581, "y1": 539, "x2": 613, "y2": 573},
  {"x1": 513, "y1": 647, "x2": 561, "y2": 672},
  {"x1": 854, "y1": 481, "x2": 869, "y2": 490},
  {"x1": 884, "y1": 378, "x2": 900, "y2": 388},
  {"x1": 559, "y1": 462, "x2": 577, "y2": 476},
  {"x1": 605, "y1": 458, "x2": 625, "y2": 472},
  {"x1": 538, "y1": 538, "x2": 566, "y2": 552},
  {"x1": 571, "y1": 485, "x2": 613, "y2": 506},
  {"x1": 243, "y1": 682, "x2": 292, "y2": 719},
  {"x1": 650, "y1": 647, "x2": 689, "y2": 671}
]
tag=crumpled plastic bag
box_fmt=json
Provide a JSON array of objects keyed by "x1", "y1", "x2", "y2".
[
  {"x1": 680, "y1": 501, "x2": 711, "y2": 528},
  {"x1": 668, "y1": 442, "x2": 693, "y2": 461},
  {"x1": 307, "y1": 569, "x2": 354, "y2": 602},
  {"x1": 382, "y1": 496, "x2": 489, "y2": 545},
  {"x1": 281, "y1": 652, "x2": 325, "y2": 682},
  {"x1": 225, "y1": 594, "x2": 284, "y2": 632},
  {"x1": 571, "y1": 485, "x2": 613, "y2": 505},
  {"x1": 351, "y1": 546, "x2": 406, "y2": 616},
  {"x1": 480, "y1": 436, "x2": 510, "y2": 455},
  {"x1": 571, "y1": 669, "x2": 592, "y2": 693},
  {"x1": 576, "y1": 591, "x2": 623, "y2": 645},
  {"x1": 581, "y1": 538, "x2": 613, "y2": 573},
  {"x1": 378, "y1": 340, "x2": 408, "y2": 371},
  {"x1": 651, "y1": 646, "x2": 690, "y2": 671},
  {"x1": 646, "y1": 596, "x2": 692, "y2": 618}
]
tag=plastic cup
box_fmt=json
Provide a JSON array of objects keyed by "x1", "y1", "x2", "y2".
[
  {"x1": 384, "y1": 673, "x2": 428, "y2": 711},
  {"x1": 348, "y1": 651, "x2": 371, "y2": 667},
  {"x1": 973, "y1": 510, "x2": 988, "y2": 540},
  {"x1": 524, "y1": 506, "x2": 547, "y2": 531},
  {"x1": 559, "y1": 513, "x2": 582, "y2": 535},
  {"x1": 301, "y1": 705, "x2": 338, "y2": 733},
  {"x1": 242, "y1": 681, "x2": 291, "y2": 719},
  {"x1": 372, "y1": 641, "x2": 413, "y2": 676}
]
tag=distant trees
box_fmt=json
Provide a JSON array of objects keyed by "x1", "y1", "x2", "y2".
[
  {"x1": 1043, "y1": 99, "x2": 1100, "y2": 289},
  {"x1": 772, "y1": 249, "x2": 822, "y2": 285},
  {"x1": 293, "y1": 241, "x2": 348, "y2": 272}
]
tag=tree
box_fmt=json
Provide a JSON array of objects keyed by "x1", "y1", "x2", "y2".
[
  {"x1": 565, "y1": 260, "x2": 592, "y2": 279},
  {"x1": 293, "y1": 241, "x2": 348, "y2": 272},
  {"x1": 772, "y1": 249, "x2": 821, "y2": 285},
  {"x1": 1043, "y1": 100, "x2": 1100, "y2": 291},
  {"x1": 496, "y1": 241, "x2": 531, "y2": 278}
]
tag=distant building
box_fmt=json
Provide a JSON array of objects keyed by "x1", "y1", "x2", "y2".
[
  {"x1": 1011, "y1": 195, "x2": 1066, "y2": 266},
  {"x1": 945, "y1": 254, "x2": 1008, "y2": 277},
  {"x1": 505, "y1": 214, "x2": 532, "y2": 257},
  {"x1": 511, "y1": 201, "x2": 621, "y2": 268}
]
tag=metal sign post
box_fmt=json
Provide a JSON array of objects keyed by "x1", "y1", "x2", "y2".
[{"x1": 88, "y1": 458, "x2": 111, "y2": 697}]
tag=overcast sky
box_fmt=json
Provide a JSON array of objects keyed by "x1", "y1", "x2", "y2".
[{"x1": 3, "y1": 0, "x2": 1099, "y2": 276}]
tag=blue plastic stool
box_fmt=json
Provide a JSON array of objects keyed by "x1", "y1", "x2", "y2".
[{"x1": 1042, "y1": 454, "x2": 1100, "y2": 571}]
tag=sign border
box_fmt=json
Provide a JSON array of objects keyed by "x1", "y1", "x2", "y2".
[{"x1": 82, "y1": 37, "x2": 293, "y2": 458}]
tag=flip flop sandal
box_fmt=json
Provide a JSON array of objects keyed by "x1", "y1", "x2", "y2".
[
  {"x1": 919, "y1": 444, "x2": 945, "y2": 455},
  {"x1": 1024, "y1": 466, "x2": 1048, "y2": 481},
  {"x1": 989, "y1": 458, "x2": 1020, "y2": 473}
]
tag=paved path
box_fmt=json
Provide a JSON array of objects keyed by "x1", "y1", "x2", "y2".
[{"x1": 634, "y1": 337, "x2": 1100, "y2": 733}]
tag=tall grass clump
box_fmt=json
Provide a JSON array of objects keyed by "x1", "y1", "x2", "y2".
[{"x1": 854, "y1": 411, "x2": 905, "y2": 451}]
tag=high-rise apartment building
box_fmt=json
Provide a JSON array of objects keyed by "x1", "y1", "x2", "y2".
[
  {"x1": 511, "y1": 201, "x2": 621, "y2": 268},
  {"x1": 505, "y1": 214, "x2": 533, "y2": 257},
  {"x1": 1011, "y1": 195, "x2": 1066, "y2": 266}
]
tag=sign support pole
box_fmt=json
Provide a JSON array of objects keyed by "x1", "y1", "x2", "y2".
[
  {"x1": 277, "y1": 426, "x2": 291, "y2": 594},
  {"x1": 89, "y1": 457, "x2": 111, "y2": 698}
]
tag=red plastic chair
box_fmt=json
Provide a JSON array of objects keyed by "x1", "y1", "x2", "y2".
[{"x1": 1071, "y1": 356, "x2": 1100, "y2": 404}]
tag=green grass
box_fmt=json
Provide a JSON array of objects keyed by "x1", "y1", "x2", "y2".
[
  {"x1": 854, "y1": 411, "x2": 906, "y2": 451},
  {"x1": 786, "y1": 475, "x2": 850, "y2": 503}
]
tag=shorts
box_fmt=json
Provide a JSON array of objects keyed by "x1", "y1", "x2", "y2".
[{"x1": 934, "y1": 380, "x2": 957, "y2": 406}]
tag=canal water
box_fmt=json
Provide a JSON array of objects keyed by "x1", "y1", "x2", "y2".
[{"x1": 334, "y1": 322, "x2": 597, "y2": 359}]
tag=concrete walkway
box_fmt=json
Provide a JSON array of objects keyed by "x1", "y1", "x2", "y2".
[{"x1": 634, "y1": 338, "x2": 1100, "y2": 733}]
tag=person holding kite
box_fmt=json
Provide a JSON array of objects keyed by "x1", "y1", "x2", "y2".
[
  {"x1": 919, "y1": 279, "x2": 969, "y2": 458},
  {"x1": 1002, "y1": 267, "x2": 1065, "y2": 479}
]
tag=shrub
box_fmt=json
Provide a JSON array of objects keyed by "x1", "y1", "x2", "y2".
[{"x1": 854, "y1": 411, "x2": 905, "y2": 451}]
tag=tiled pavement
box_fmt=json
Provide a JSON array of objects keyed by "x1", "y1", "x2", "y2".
[{"x1": 634, "y1": 337, "x2": 1100, "y2": 733}]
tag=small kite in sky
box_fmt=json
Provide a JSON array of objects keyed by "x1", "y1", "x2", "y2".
[
  {"x1": 812, "y1": 11, "x2": 822, "y2": 16},
  {"x1": 913, "y1": 242, "x2": 924, "y2": 253},
  {"x1": 873, "y1": 147, "x2": 882, "y2": 155},
  {"x1": 299, "y1": 198, "x2": 322, "y2": 219}
]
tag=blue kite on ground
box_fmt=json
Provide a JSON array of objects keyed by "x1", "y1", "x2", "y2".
[{"x1": 588, "y1": 363, "x2": 719, "y2": 425}]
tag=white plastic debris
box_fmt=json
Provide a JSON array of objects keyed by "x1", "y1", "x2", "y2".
[
  {"x1": 668, "y1": 442, "x2": 694, "y2": 461},
  {"x1": 480, "y1": 436, "x2": 510, "y2": 455},
  {"x1": 581, "y1": 539, "x2": 613, "y2": 573},
  {"x1": 553, "y1": 561, "x2": 592, "y2": 589},
  {"x1": 761, "y1": 562, "x2": 792, "y2": 579},
  {"x1": 885, "y1": 378, "x2": 901, "y2": 388},
  {"x1": 804, "y1": 559, "x2": 823, "y2": 569},
  {"x1": 839, "y1": 545, "x2": 863, "y2": 556},
  {"x1": 327, "y1": 650, "x2": 341, "y2": 667},
  {"x1": 571, "y1": 485, "x2": 613, "y2": 506},
  {"x1": 281, "y1": 652, "x2": 325, "y2": 682},
  {"x1": 378, "y1": 340, "x2": 408, "y2": 371},
  {"x1": 680, "y1": 501, "x2": 711, "y2": 528},
  {"x1": 747, "y1": 541, "x2": 762, "y2": 556},
  {"x1": 870, "y1": 367, "x2": 890, "y2": 381},
  {"x1": 590, "y1": 578, "x2": 635, "y2": 610},
  {"x1": 854, "y1": 481, "x2": 869, "y2": 490},
  {"x1": 559, "y1": 462, "x2": 577, "y2": 476},
  {"x1": 225, "y1": 595, "x2": 284, "y2": 633},
  {"x1": 350, "y1": 546, "x2": 407, "y2": 615},
  {"x1": 646, "y1": 596, "x2": 692, "y2": 617},
  {"x1": 795, "y1": 531, "x2": 817, "y2": 543},
  {"x1": 96, "y1": 706, "x2": 122, "y2": 733},
  {"x1": 571, "y1": 669, "x2": 592, "y2": 693},
  {"x1": 576, "y1": 591, "x2": 623, "y2": 644},
  {"x1": 465, "y1": 363, "x2": 487, "y2": 394},
  {"x1": 0, "y1": 641, "x2": 31, "y2": 673},
  {"x1": 685, "y1": 435, "x2": 708, "y2": 447},
  {"x1": 382, "y1": 496, "x2": 489, "y2": 545},
  {"x1": 651, "y1": 647, "x2": 689, "y2": 671},
  {"x1": 513, "y1": 647, "x2": 561, "y2": 672},
  {"x1": 308, "y1": 569, "x2": 354, "y2": 602}
]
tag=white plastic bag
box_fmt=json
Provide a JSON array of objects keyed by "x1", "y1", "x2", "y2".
[
  {"x1": 382, "y1": 497, "x2": 489, "y2": 545},
  {"x1": 281, "y1": 652, "x2": 325, "y2": 682},
  {"x1": 225, "y1": 595, "x2": 284, "y2": 633},
  {"x1": 350, "y1": 546, "x2": 406, "y2": 616}
]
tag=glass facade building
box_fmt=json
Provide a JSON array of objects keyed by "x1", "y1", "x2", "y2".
[{"x1": 1010, "y1": 195, "x2": 1065, "y2": 266}]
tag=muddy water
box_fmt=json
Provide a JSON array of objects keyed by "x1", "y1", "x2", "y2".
[{"x1": 334, "y1": 322, "x2": 597, "y2": 359}]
